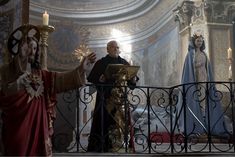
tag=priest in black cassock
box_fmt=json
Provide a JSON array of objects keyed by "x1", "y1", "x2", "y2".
[{"x1": 87, "y1": 40, "x2": 138, "y2": 152}]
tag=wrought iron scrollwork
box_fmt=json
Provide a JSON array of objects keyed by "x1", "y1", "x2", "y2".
[{"x1": 53, "y1": 81, "x2": 235, "y2": 154}]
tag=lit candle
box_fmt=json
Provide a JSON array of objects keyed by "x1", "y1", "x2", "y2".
[
  {"x1": 43, "y1": 11, "x2": 49, "y2": 25},
  {"x1": 227, "y1": 47, "x2": 232, "y2": 59}
]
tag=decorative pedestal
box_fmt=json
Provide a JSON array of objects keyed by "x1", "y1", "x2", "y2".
[
  {"x1": 105, "y1": 64, "x2": 139, "y2": 152},
  {"x1": 37, "y1": 25, "x2": 55, "y2": 70}
]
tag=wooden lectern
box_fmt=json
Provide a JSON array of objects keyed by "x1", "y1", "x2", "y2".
[{"x1": 105, "y1": 64, "x2": 140, "y2": 81}]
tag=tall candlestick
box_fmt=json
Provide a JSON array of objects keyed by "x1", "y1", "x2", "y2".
[
  {"x1": 43, "y1": 11, "x2": 49, "y2": 25},
  {"x1": 37, "y1": 25, "x2": 55, "y2": 70},
  {"x1": 227, "y1": 47, "x2": 232, "y2": 59}
]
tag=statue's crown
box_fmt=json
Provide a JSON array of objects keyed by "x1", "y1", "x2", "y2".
[{"x1": 192, "y1": 32, "x2": 203, "y2": 39}]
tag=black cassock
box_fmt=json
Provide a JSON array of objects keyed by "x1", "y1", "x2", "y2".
[{"x1": 87, "y1": 55, "x2": 135, "y2": 152}]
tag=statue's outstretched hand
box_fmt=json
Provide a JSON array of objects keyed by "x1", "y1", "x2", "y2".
[
  {"x1": 87, "y1": 52, "x2": 96, "y2": 64},
  {"x1": 79, "y1": 52, "x2": 96, "y2": 73}
]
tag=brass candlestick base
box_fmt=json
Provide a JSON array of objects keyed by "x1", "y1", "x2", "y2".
[
  {"x1": 37, "y1": 25, "x2": 55, "y2": 70},
  {"x1": 37, "y1": 25, "x2": 55, "y2": 46}
]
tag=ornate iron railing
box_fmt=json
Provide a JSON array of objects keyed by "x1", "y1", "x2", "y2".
[{"x1": 52, "y1": 81, "x2": 235, "y2": 154}]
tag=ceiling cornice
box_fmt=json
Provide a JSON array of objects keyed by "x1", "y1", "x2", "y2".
[{"x1": 30, "y1": 0, "x2": 159, "y2": 24}]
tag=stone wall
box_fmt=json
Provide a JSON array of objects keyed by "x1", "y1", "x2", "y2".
[
  {"x1": 29, "y1": 0, "x2": 181, "y2": 87},
  {"x1": 0, "y1": 0, "x2": 29, "y2": 65}
]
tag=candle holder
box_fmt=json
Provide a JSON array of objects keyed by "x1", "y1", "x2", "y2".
[{"x1": 37, "y1": 25, "x2": 55, "y2": 70}]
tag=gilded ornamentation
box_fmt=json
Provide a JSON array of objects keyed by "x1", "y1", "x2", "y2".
[
  {"x1": 106, "y1": 68, "x2": 128, "y2": 151},
  {"x1": 73, "y1": 44, "x2": 91, "y2": 61},
  {"x1": 105, "y1": 64, "x2": 139, "y2": 152}
]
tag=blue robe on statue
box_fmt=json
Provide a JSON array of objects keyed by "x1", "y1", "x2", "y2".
[{"x1": 176, "y1": 41, "x2": 230, "y2": 137}]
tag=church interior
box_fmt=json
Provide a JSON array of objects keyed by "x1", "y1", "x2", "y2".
[{"x1": 1, "y1": 0, "x2": 235, "y2": 156}]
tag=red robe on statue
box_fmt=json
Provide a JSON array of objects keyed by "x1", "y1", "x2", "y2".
[{"x1": 0, "y1": 70, "x2": 57, "y2": 156}]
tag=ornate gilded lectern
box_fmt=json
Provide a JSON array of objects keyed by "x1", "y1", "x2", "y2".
[{"x1": 104, "y1": 64, "x2": 139, "y2": 152}]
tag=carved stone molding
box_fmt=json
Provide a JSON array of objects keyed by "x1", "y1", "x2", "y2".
[
  {"x1": 204, "y1": 0, "x2": 235, "y2": 23},
  {"x1": 173, "y1": 0, "x2": 194, "y2": 30},
  {"x1": 174, "y1": 0, "x2": 235, "y2": 31}
]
